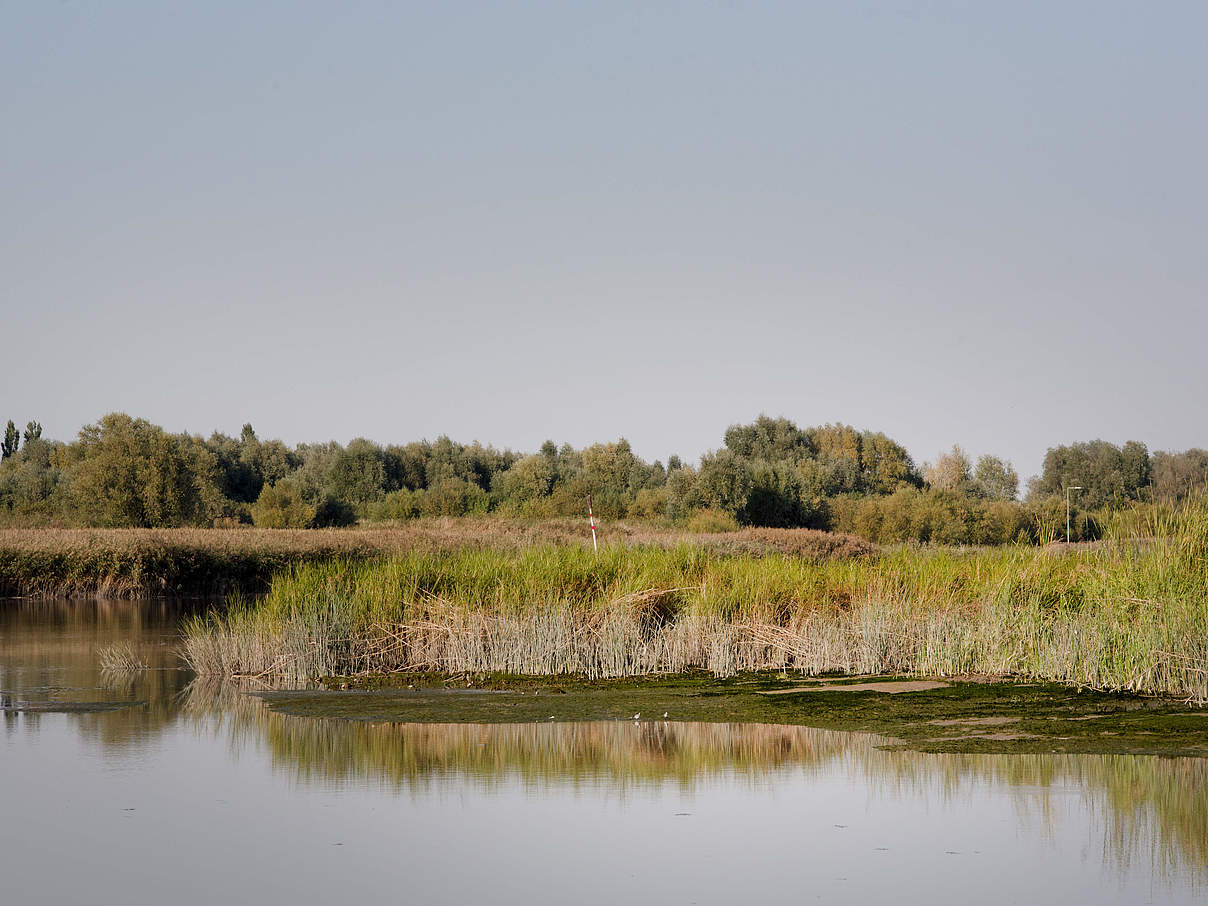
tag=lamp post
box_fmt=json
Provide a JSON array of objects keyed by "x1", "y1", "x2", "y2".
[{"x1": 1066, "y1": 486, "x2": 1083, "y2": 543}]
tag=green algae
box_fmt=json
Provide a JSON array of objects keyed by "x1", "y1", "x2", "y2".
[
  {"x1": 254, "y1": 672, "x2": 1208, "y2": 758},
  {"x1": 2, "y1": 700, "x2": 147, "y2": 713}
]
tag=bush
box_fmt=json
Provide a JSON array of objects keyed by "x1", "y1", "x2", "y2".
[
  {"x1": 250, "y1": 483, "x2": 315, "y2": 529},
  {"x1": 629, "y1": 487, "x2": 668, "y2": 520},
  {"x1": 313, "y1": 495, "x2": 357, "y2": 527},
  {"x1": 367, "y1": 489, "x2": 422, "y2": 522},
  {"x1": 419, "y1": 478, "x2": 490, "y2": 517},
  {"x1": 829, "y1": 488, "x2": 1034, "y2": 545}
]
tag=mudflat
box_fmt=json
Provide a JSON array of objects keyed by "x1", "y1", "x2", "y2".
[{"x1": 254, "y1": 671, "x2": 1208, "y2": 758}]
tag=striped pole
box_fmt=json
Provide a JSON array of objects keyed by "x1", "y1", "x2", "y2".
[{"x1": 587, "y1": 494, "x2": 598, "y2": 554}]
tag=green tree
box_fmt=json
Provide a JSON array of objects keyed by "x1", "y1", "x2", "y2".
[
  {"x1": 328, "y1": 438, "x2": 388, "y2": 510},
  {"x1": 0, "y1": 434, "x2": 65, "y2": 517},
  {"x1": 383, "y1": 442, "x2": 430, "y2": 491},
  {"x1": 1151, "y1": 449, "x2": 1208, "y2": 501},
  {"x1": 1, "y1": 421, "x2": 18, "y2": 460},
  {"x1": 492, "y1": 454, "x2": 555, "y2": 510},
  {"x1": 420, "y1": 477, "x2": 490, "y2": 517},
  {"x1": 367, "y1": 488, "x2": 422, "y2": 521},
  {"x1": 23, "y1": 421, "x2": 42, "y2": 444},
  {"x1": 973, "y1": 454, "x2": 1019, "y2": 500},
  {"x1": 744, "y1": 460, "x2": 814, "y2": 527},
  {"x1": 206, "y1": 431, "x2": 261, "y2": 504},
  {"x1": 70, "y1": 414, "x2": 223, "y2": 526},
  {"x1": 664, "y1": 465, "x2": 699, "y2": 521},
  {"x1": 290, "y1": 442, "x2": 344, "y2": 505},
  {"x1": 1031, "y1": 439, "x2": 1151, "y2": 510},
  {"x1": 924, "y1": 445, "x2": 972, "y2": 493},
  {"x1": 693, "y1": 450, "x2": 753, "y2": 518},
  {"x1": 858, "y1": 430, "x2": 921, "y2": 493},
  {"x1": 724, "y1": 415, "x2": 814, "y2": 463}
]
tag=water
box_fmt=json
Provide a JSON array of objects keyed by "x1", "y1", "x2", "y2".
[{"x1": 1, "y1": 599, "x2": 1205, "y2": 905}]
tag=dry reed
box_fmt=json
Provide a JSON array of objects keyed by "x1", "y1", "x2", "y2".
[{"x1": 0, "y1": 521, "x2": 871, "y2": 598}]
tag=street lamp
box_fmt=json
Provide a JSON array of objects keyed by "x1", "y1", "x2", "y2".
[{"x1": 1066, "y1": 486, "x2": 1083, "y2": 543}]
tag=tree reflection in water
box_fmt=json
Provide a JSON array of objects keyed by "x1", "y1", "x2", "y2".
[
  {"x1": 180, "y1": 678, "x2": 1208, "y2": 885},
  {"x1": 3, "y1": 598, "x2": 1206, "y2": 890}
]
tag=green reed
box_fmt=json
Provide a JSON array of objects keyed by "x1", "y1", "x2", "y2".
[{"x1": 184, "y1": 500, "x2": 1208, "y2": 700}]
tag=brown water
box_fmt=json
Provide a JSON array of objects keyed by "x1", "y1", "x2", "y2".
[{"x1": 1, "y1": 599, "x2": 1205, "y2": 905}]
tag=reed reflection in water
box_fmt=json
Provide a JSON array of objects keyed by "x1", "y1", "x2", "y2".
[{"x1": 180, "y1": 678, "x2": 1208, "y2": 887}]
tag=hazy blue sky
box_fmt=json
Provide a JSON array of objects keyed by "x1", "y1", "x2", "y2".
[{"x1": 3, "y1": 1, "x2": 1205, "y2": 482}]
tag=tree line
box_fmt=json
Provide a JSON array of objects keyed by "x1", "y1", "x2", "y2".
[{"x1": 2, "y1": 413, "x2": 1205, "y2": 544}]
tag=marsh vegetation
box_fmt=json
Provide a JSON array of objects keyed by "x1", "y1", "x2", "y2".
[
  {"x1": 0, "y1": 522, "x2": 869, "y2": 597},
  {"x1": 184, "y1": 500, "x2": 1208, "y2": 701}
]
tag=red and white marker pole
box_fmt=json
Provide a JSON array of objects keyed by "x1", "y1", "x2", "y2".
[{"x1": 587, "y1": 494, "x2": 598, "y2": 554}]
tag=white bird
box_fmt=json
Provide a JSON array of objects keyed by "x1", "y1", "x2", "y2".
[
  {"x1": 632, "y1": 712, "x2": 641, "y2": 720},
  {"x1": 663, "y1": 712, "x2": 669, "y2": 719}
]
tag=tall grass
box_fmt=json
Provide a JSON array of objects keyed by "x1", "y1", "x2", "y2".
[
  {"x1": 183, "y1": 501, "x2": 1208, "y2": 701},
  {"x1": 0, "y1": 522, "x2": 870, "y2": 597}
]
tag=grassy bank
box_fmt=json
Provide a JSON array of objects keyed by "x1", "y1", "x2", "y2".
[
  {"x1": 184, "y1": 502, "x2": 1208, "y2": 700},
  {"x1": 0, "y1": 521, "x2": 871, "y2": 597}
]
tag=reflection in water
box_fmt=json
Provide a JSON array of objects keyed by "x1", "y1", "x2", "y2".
[
  {"x1": 0, "y1": 598, "x2": 194, "y2": 748},
  {"x1": 180, "y1": 681, "x2": 1208, "y2": 885},
  {"x1": 2, "y1": 598, "x2": 1207, "y2": 899}
]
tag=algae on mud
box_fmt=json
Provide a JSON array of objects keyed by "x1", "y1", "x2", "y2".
[{"x1": 255, "y1": 672, "x2": 1208, "y2": 758}]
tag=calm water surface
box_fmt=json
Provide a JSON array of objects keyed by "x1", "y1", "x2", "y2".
[{"x1": 1, "y1": 599, "x2": 1205, "y2": 905}]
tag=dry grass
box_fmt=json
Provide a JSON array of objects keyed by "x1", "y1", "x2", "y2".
[{"x1": 0, "y1": 520, "x2": 872, "y2": 597}]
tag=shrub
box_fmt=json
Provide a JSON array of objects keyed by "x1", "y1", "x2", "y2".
[
  {"x1": 313, "y1": 495, "x2": 357, "y2": 527},
  {"x1": 683, "y1": 507, "x2": 740, "y2": 533},
  {"x1": 367, "y1": 488, "x2": 422, "y2": 522},
  {"x1": 419, "y1": 478, "x2": 490, "y2": 517},
  {"x1": 250, "y1": 482, "x2": 315, "y2": 529},
  {"x1": 629, "y1": 487, "x2": 668, "y2": 520}
]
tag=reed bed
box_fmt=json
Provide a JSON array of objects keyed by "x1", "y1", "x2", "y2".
[
  {"x1": 0, "y1": 521, "x2": 870, "y2": 597},
  {"x1": 183, "y1": 500, "x2": 1208, "y2": 700}
]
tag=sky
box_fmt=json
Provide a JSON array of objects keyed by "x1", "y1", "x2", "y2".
[{"x1": 3, "y1": 1, "x2": 1206, "y2": 483}]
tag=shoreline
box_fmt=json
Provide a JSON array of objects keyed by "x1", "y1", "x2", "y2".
[{"x1": 248, "y1": 670, "x2": 1208, "y2": 758}]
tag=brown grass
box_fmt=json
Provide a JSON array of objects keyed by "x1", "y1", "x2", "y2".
[{"x1": 0, "y1": 520, "x2": 873, "y2": 598}]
